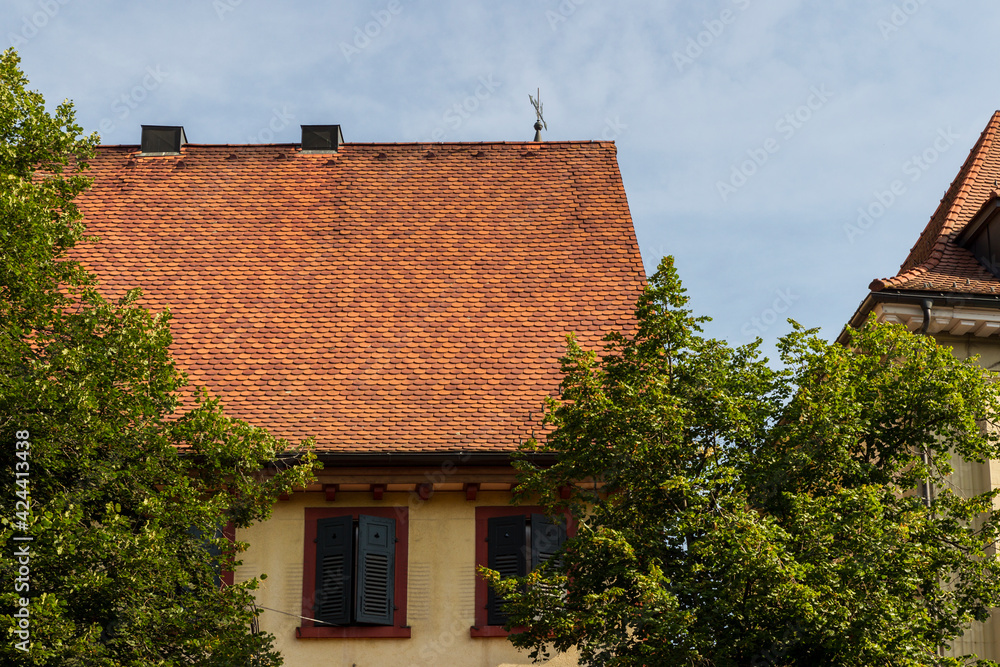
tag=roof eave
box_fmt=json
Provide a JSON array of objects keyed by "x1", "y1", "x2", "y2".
[
  {"x1": 306, "y1": 450, "x2": 556, "y2": 468},
  {"x1": 838, "y1": 288, "x2": 1000, "y2": 345}
]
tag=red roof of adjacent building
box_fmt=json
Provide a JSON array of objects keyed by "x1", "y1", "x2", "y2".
[
  {"x1": 869, "y1": 111, "x2": 1000, "y2": 295},
  {"x1": 71, "y1": 140, "x2": 645, "y2": 453}
]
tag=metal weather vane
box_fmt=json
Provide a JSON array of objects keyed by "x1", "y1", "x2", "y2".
[{"x1": 530, "y1": 88, "x2": 547, "y2": 141}]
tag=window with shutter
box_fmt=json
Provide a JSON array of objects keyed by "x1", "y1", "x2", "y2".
[
  {"x1": 299, "y1": 507, "x2": 410, "y2": 639},
  {"x1": 473, "y1": 506, "x2": 575, "y2": 637},
  {"x1": 187, "y1": 522, "x2": 235, "y2": 588}
]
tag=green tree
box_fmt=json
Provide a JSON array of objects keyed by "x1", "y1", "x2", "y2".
[
  {"x1": 0, "y1": 49, "x2": 318, "y2": 665},
  {"x1": 486, "y1": 256, "x2": 1000, "y2": 666}
]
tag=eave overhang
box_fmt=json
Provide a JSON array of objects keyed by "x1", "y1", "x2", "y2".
[
  {"x1": 271, "y1": 451, "x2": 563, "y2": 496},
  {"x1": 838, "y1": 289, "x2": 1000, "y2": 345}
]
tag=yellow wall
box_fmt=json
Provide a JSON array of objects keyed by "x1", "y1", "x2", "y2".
[
  {"x1": 236, "y1": 489, "x2": 579, "y2": 667},
  {"x1": 237, "y1": 330, "x2": 1000, "y2": 664},
  {"x1": 929, "y1": 335, "x2": 1000, "y2": 661}
]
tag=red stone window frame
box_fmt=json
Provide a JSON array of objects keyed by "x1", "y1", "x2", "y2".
[
  {"x1": 471, "y1": 506, "x2": 575, "y2": 638},
  {"x1": 297, "y1": 507, "x2": 410, "y2": 639},
  {"x1": 220, "y1": 522, "x2": 235, "y2": 587}
]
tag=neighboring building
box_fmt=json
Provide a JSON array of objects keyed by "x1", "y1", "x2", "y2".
[
  {"x1": 72, "y1": 125, "x2": 646, "y2": 666},
  {"x1": 843, "y1": 110, "x2": 1000, "y2": 660}
]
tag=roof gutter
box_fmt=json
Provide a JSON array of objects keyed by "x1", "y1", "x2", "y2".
[
  {"x1": 837, "y1": 289, "x2": 1000, "y2": 345},
  {"x1": 274, "y1": 450, "x2": 558, "y2": 469}
]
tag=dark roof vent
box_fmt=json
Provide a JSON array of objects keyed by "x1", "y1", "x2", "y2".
[
  {"x1": 140, "y1": 125, "x2": 186, "y2": 156},
  {"x1": 301, "y1": 125, "x2": 344, "y2": 153}
]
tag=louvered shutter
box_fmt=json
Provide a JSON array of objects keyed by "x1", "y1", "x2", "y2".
[
  {"x1": 186, "y1": 525, "x2": 225, "y2": 588},
  {"x1": 355, "y1": 514, "x2": 395, "y2": 625},
  {"x1": 207, "y1": 525, "x2": 225, "y2": 588},
  {"x1": 314, "y1": 515, "x2": 353, "y2": 626},
  {"x1": 487, "y1": 515, "x2": 527, "y2": 626},
  {"x1": 531, "y1": 514, "x2": 567, "y2": 570}
]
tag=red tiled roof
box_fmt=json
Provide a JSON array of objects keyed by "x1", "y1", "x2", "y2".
[
  {"x1": 870, "y1": 111, "x2": 1000, "y2": 294},
  {"x1": 71, "y1": 141, "x2": 645, "y2": 453}
]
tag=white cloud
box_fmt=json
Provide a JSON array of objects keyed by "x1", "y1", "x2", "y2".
[{"x1": 5, "y1": 0, "x2": 1000, "y2": 348}]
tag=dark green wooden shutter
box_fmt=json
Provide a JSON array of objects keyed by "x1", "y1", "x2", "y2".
[
  {"x1": 314, "y1": 515, "x2": 353, "y2": 625},
  {"x1": 355, "y1": 514, "x2": 395, "y2": 625},
  {"x1": 186, "y1": 524, "x2": 225, "y2": 588},
  {"x1": 487, "y1": 515, "x2": 526, "y2": 626},
  {"x1": 531, "y1": 514, "x2": 567, "y2": 570},
  {"x1": 207, "y1": 525, "x2": 225, "y2": 588}
]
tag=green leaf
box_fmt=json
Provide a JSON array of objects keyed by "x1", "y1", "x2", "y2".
[
  {"x1": 0, "y1": 48, "x2": 319, "y2": 667},
  {"x1": 492, "y1": 256, "x2": 1000, "y2": 667}
]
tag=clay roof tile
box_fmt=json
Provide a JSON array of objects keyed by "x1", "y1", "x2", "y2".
[
  {"x1": 72, "y1": 141, "x2": 645, "y2": 453},
  {"x1": 870, "y1": 111, "x2": 1000, "y2": 297}
]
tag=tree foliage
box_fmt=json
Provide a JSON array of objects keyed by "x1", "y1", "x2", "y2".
[
  {"x1": 0, "y1": 49, "x2": 318, "y2": 665},
  {"x1": 486, "y1": 256, "x2": 1000, "y2": 666}
]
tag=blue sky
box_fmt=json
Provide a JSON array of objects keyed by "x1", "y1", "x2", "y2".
[{"x1": 5, "y1": 0, "x2": 998, "y2": 356}]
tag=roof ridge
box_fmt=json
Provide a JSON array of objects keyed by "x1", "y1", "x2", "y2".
[
  {"x1": 872, "y1": 111, "x2": 1000, "y2": 292},
  {"x1": 96, "y1": 140, "x2": 617, "y2": 149}
]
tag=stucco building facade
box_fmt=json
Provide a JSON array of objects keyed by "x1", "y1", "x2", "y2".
[
  {"x1": 845, "y1": 110, "x2": 1000, "y2": 661},
  {"x1": 72, "y1": 125, "x2": 646, "y2": 666}
]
